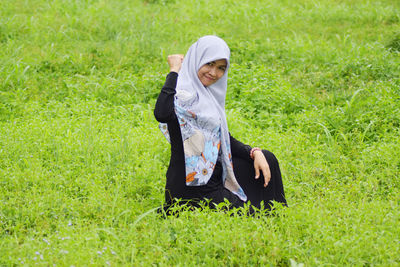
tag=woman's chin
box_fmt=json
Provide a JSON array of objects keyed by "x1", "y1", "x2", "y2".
[{"x1": 202, "y1": 80, "x2": 215, "y2": 87}]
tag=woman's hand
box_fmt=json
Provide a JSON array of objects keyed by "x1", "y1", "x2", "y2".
[
  {"x1": 253, "y1": 150, "x2": 271, "y2": 187},
  {"x1": 168, "y1": 54, "x2": 184, "y2": 73}
]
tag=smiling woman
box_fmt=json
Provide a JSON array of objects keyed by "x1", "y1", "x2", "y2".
[
  {"x1": 197, "y1": 59, "x2": 227, "y2": 87},
  {"x1": 154, "y1": 35, "x2": 287, "y2": 214}
]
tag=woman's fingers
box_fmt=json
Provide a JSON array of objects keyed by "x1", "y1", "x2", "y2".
[
  {"x1": 167, "y1": 54, "x2": 184, "y2": 62},
  {"x1": 253, "y1": 151, "x2": 271, "y2": 187},
  {"x1": 262, "y1": 165, "x2": 271, "y2": 187},
  {"x1": 167, "y1": 54, "x2": 184, "y2": 72},
  {"x1": 255, "y1": 166, "x2": 260, "y2": 179}
]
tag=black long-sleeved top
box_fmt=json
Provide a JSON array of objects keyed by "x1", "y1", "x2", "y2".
[{"x1": 154, "y1": 72, "x2": 253, "y2": 201}]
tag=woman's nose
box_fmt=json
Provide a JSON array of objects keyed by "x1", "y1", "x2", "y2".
[{"x1": 209, "y1": 66, "x2": 217, "y2": 76}]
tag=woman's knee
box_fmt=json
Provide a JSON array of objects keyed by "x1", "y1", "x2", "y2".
[
  {"x1": 262, "y1": 150, "x2": 279, "y2": 168},
  {"x1": 232, "y1": 155, "x2": 253, "y2": 170}
]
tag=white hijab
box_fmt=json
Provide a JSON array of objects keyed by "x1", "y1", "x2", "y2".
[{"x1": 160, "y1": 36, "x2": 247, "y2": 201}]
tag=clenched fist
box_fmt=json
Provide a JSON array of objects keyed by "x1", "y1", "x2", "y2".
[{"x1": 168, "y1": 54, "x2": 184, "y2": 73}]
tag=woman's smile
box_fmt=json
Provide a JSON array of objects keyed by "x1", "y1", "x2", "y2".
[{"x1": 204, "y1": 74, "x2": 216, "y2": 81}]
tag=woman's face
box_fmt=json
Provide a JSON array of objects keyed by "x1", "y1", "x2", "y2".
[{"x1": 197, "y1": 59, "x2": 227, "y2": 87}]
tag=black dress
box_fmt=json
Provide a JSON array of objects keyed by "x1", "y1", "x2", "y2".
[{"x1": 154, "y1": 72, "x2": 286, "y2": 210}]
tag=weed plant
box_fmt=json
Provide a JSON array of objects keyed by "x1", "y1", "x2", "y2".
[{"x1": 1, "y1": 0, "x2": 399, "y2": 265}]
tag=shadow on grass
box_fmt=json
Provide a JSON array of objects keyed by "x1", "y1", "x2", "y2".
[{"x1": 155, "y1": 198, "x2": 287, "y2": 219}]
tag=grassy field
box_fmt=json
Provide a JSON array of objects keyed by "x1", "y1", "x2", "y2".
[{"x1": 1, "y1": 0, "x2": 399, "y2": 265}]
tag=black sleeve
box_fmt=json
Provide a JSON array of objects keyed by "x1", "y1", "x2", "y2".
[
  {"x1": 230, "y1": 133, "x2": 252, "y2": 162},
  {"x1": 154, "y1": 72, "x2": 178, "y2": 123}
]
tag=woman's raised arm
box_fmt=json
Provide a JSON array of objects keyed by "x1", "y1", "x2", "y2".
[{"x1": 154, "y1": 54, "x2": 184, "y2": 122}]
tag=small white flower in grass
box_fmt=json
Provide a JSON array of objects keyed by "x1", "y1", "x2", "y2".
[
  {"x1": 111, "y1": 250, "x2": 116, "y2": 255},
  {"x1": 97, "y1": 251, "x2": 102, "y2": 256},
  {"x1": 43, "y1": 238, "x2": 50, "y2": 245},
  {"x1": 289, "y1": 259, "x2": 304, "y2": 267},
  {"x1": 68, "y1": 221, "x2": 72, "y2": 226}
]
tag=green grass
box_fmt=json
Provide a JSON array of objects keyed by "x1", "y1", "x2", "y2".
[{"x1": 1, "y1": 0, "x2": 399, "y2": 265}]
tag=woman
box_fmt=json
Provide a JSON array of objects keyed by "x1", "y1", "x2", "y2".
[{"x1": 154, "y1": 36, "x2": 286, "y2": 213}]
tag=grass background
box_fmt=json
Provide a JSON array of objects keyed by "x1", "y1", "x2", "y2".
[{"x1": 1, "y1": 0, "x2": 399, "y2": 265}]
